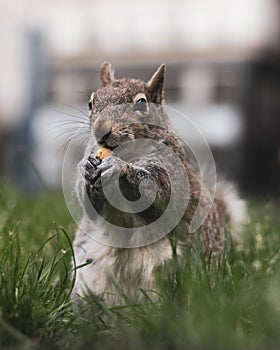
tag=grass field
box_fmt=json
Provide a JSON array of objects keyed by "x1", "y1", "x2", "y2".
[{"x1": 0, "y1": 186, "x2": 280, "y2": 350}]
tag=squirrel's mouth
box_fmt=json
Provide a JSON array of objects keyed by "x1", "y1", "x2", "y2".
[
  {"x1": 95, "y1": 123, "x2": 136, "y2": 150},
  {"x1": 96, "y1": 130, "x2": 119, "y2": 151},
  {"x1": 93, "y1": 117, "x2": 125, "y2": 150}
]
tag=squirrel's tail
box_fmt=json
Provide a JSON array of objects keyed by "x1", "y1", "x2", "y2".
[{"x1": 216, "y1": 180, "x2": 248, "y2": 245}]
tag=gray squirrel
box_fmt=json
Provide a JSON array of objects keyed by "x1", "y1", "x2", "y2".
[{"x1": 72, "y1": 63, "x2": 247, "y2": 304}]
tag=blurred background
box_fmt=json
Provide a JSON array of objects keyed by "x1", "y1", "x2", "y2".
[{"x1": 0, "y1": 0, "x2": 279, "y2": 196}]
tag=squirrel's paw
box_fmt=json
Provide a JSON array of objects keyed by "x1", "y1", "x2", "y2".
[
  {"x1": 79, "y1": 154, "x2": 102, "y2": 187},
  {"x1": 98, "y1": 156, "x2": 128, "y2": 185},
  {"x1": 79, "y1": 155, "x2": 128, "y2": 190}
]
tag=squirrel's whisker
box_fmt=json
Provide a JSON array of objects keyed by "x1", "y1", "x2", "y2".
[{"x1": 60, "y1": 103, "x2": 89, "y2": 117}]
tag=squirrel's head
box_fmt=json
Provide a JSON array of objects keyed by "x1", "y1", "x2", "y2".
[{"x1": 88, "y1": 63, "x2": 169, "y2": 149}]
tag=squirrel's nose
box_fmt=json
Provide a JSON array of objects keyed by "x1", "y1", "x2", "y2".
[{"x1": 93, "y1": 119, "x2": 112, "y2": 143}]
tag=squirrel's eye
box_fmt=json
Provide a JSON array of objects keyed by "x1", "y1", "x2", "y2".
[
  {"x1": 134, "y1": 97, "x2": 148, "y2": 114},
  {"x1": 137, "y1": 98, "x2": 146, "y2": 104},
  {"x1": 88, "y1": 92, "x2": 94, "y2": 112}
]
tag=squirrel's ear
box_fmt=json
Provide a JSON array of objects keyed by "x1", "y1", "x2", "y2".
[
  {"x1": 100, "y1": 62, "x2": 115, "y2": 87},
  {"x1": 147, "y1": 64, "x2": 165, "y2": 103}
]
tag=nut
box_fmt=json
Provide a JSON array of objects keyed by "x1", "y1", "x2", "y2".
[{"x1": 97, "y1": 147, "x2": 113, "y2": 160}]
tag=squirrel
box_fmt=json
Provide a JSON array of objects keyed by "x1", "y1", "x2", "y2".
[{"x1": 72, "y1": 63, "x2": 247, "y2": 304}]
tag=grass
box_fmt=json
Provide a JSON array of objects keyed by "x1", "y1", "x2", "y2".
[{"x1": 0, "y1": 185, "x2": 280, "y2": 349}]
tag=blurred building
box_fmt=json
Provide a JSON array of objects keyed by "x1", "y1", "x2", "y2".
[{"x1": 0, "y1": 0, "x2": 279, "y2": 194}]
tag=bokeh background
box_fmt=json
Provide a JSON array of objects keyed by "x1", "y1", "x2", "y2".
[{"x1": 0, "y1": 0, "x2": 279, "y2": 196}]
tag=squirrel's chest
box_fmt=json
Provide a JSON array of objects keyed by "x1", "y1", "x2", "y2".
[{"x1": 72, "y1": 220, "x2": 174, "y2": 301}]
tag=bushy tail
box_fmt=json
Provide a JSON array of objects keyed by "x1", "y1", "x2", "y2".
[{"x1": 216, "y1": 180, "x2": 247, "y2": 244}]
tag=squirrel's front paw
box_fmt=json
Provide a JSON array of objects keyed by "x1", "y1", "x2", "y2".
[
  {"x1": 79, "y1": 154, "x2": 102, "y2": 188},
  {"x1": 79, "y1": 155, "x2": 128, "y2": 190},
  {"x1": 97, "y1": 156, "x2": 128, "y2": 186}
]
